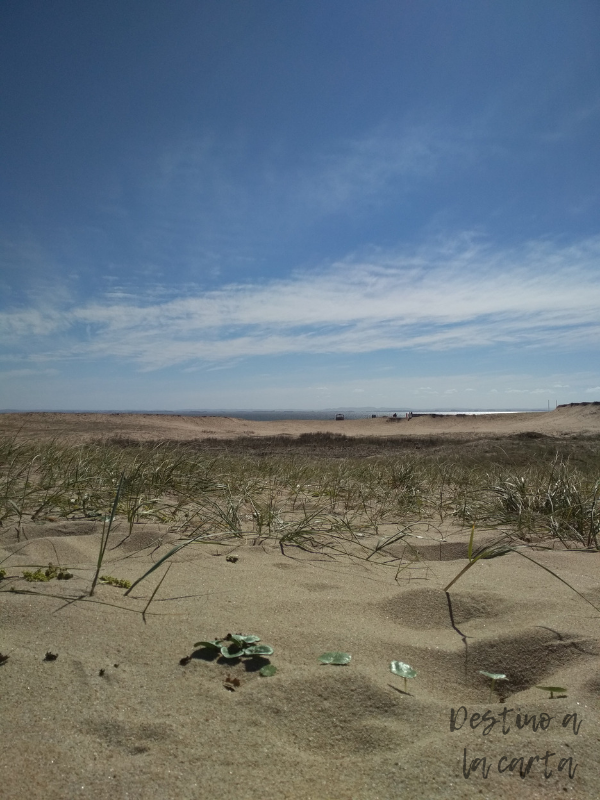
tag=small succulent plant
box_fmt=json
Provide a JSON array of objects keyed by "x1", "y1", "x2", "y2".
[{"x1": 195, "y1": 633, "x2": 274, "y2": 660}]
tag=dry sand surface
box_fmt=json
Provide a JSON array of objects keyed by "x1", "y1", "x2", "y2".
[
  {"x1": 1, "y1": 403, "x2": 600, "y2": 443},
  {"x1": 1, "y1": 406, "x2": 600, "y2": 799}
]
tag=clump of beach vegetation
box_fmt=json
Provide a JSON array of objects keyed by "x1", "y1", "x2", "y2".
[{"x1": 0, "y1": 434, "x2": 598, "y2": 592}]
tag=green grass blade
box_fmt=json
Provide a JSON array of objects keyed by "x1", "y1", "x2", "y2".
[
  {"x1": 512, "y1": 549, "x2": 600, "y2": 613},
  {"x1": 124, "y1": 531, "x2": 210, "y2": 596},
  {"x1": 467, "y1": 524, "x2": 475, "y2": 562},
  {"x1": 90, "y1": 473, "x2": 124, "y2": 596},
  {"x1": 443, "y1": 559, "x2": 476, "y2": 592}
]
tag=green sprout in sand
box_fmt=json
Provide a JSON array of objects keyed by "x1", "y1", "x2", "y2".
[
  {"x1": 536, "y1": 685, "x2": 567, "y2": 699},
  {"x1": 479, "y1": 671, "x2": 508, "y2": 701},
  {"x1": 390, "y1": 661, "x2": 417, "y2": 692}
]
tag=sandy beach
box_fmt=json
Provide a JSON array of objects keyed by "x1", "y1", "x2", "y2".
[
  {"x1": 1, "y1": 405, "x2": 599, "y2": 799},
  {"x1": 2, "y1": 403, "x2": 600, "y2": 443}
]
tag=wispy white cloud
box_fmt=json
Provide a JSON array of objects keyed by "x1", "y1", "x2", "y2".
[
  {"x1": 1, "y1": 234, "x2": 599, "y2": 371},
  {"x1": 0, "y1": 308, "x2": 66, "y2": 339}
]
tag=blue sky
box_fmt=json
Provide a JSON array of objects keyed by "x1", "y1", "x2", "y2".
[{"x1": 1, "y1": 0, "x2": 599, "y2": 411}]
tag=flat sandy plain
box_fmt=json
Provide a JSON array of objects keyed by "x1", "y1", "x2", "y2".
[{"x1": 1, "y1": 405, "x2": 600, "y2": 800}]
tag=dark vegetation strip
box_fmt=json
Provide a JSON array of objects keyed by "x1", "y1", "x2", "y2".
[{"x1": 104, "y1": 432, "x2": 600, "y2": 470}]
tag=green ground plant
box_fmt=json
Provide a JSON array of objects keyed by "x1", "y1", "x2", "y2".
[
  {"x1": 99, "y1": 575, "x2": 132, "y2": 589},
  {"x1": 193, "y1": 634, "x2": 275, "y2": 677},
  {"x1": 22, "y1": 563, "x2": 73, "y2": 581},
  {"x1": 195, "y1": 633, "x2": 274, "y2": 660}
]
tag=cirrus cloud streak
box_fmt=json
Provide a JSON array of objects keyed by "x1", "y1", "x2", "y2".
[{"x1": 1, "y1": 235, "x2": 599, "y2": 371}]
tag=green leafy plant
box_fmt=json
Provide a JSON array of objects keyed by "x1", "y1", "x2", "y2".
[
  {"x1": 259, "y1": 664, "x2": 277, "y2": 677},
  {"x1": 0, "y1": 569, "x2": 6, "y2": 580},
  {"x1": 536, "y1": 685, "x2": 567, "y2": 699},
  {"x1": 390, "y1": 660, "x2": 417, "y2": 692},
  {"x1": 99, "y1": 575, "x2": 132, "y2": 589},
  {"x1": 479, "y1": 670, "x2": 508, "y2": 701},
  {"x1": 319, "y1": 651, "x2": 351, "y2": 665},
  {"x1": 22, "y1": 569, "x2": 50, "y2": 582},
  {"x1": 22, "y1": 563, "x2": 73, "y2": 582},
  {"x1": 195, "y1": 633, "x2": 274, "y2": 660}
]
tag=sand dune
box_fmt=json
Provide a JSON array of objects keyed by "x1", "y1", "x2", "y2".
[
  {"x1": 1, "y1": 405, "x2": 599, "y2": 798},
  {"x1": 2, "y1": 521, "x2": 599, "y2": 799},
  {"x1": 1, "y1": 402, "x2": 600, "y2": 443}
]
